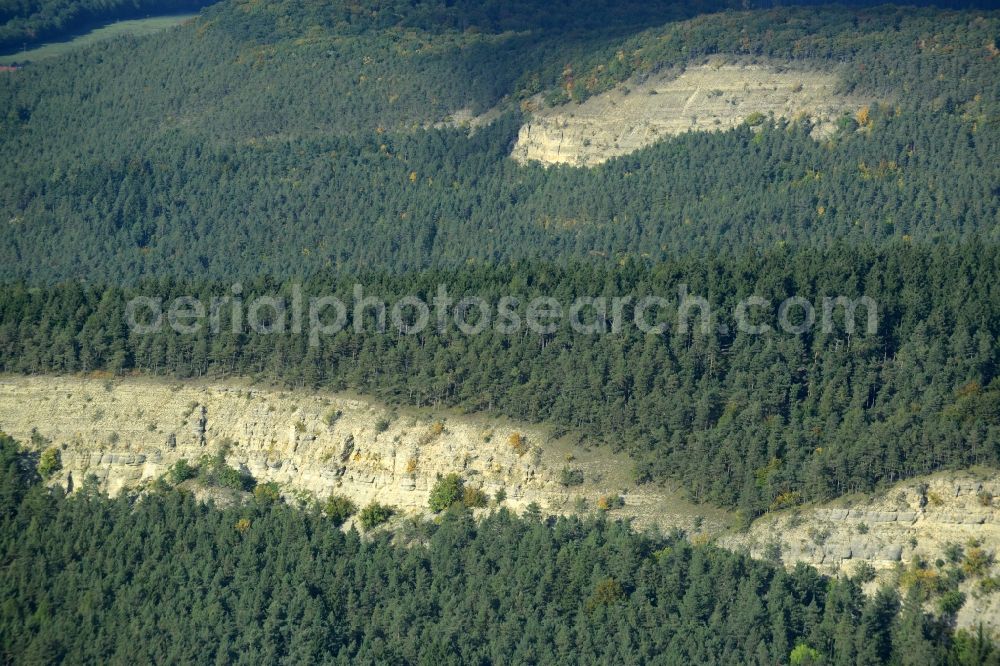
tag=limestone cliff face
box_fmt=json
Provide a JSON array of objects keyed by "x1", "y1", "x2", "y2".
[
  {"x1": 728, "y1": 473, "x2": 1000, "y2": 630},
  {"x1": 511, "y1": 62, "x2": 867, "y2": 166},
  {"x1": 2, "y1": 375, "x2": 998, "y2": 629},
  {"x1": 0, "y1": 375, "x2": 709, "y2": 528},
  {"x1": 731, "y1": 476, "x2": 1000, "y2": 570}
]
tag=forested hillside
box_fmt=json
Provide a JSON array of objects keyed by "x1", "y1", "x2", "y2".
[
  {"x1": 0, "y1": 2, "x2": 998, "y2": 280},
  {"x1": 0, "y1": 0, "x2": 996, "y2": 515},
  {"x1": 2, "y1": 243, "x2": 997, "y2": 518},
  {"x1": 2, "y1": 0, "x2": 1000, "y2": 660},
  {"x1": 0, "y1": 432, "x2": 994, "y2": 664}
]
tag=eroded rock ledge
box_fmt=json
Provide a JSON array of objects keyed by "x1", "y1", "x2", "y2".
[
  {"x1": 2, "y1": 375, "x2": 997, "y2": 629},
  {"x1": 726, "y1": 474, "x2": 1000, "y2": 630},
  {"x1": 0, "y1": 375, "x2": 707, "y2": 529},
  {"x1": 511, "y1": 62, "x2": 869, "y2": 166}
]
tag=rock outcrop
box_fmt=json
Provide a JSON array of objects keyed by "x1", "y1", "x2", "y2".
[
  {"x1": 726, "y1": 474, "x2": 1000, "y2": 631},
  {"x1": 2, "y1": 375, "x2": 997, "y2": 629},
  {"x1": 511, "y1": 61, "x2": 868, "y2": 166},
  {"x1": 0, "y1": 375, "x2": 709, "y2": 529},
  {"x1": 727, "y1": 477, "x2": 1000, "y2": 570}
]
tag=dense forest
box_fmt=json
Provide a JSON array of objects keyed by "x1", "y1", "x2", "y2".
[
  {"x1": 0, "y1": 432, "x2": 995, "y2": 664},
  {"x1": 2, "y1": 243, "x2": 997, "y2": 519},
  {"x1": 0, "y1": 2, "x2": 998, "y2": 280},
  {"x1": 0, "y1": 0, "x2": 211, "y2": 53},
  {"x1": 1, "y1": 0, "x2": 999, "y2": 660}
]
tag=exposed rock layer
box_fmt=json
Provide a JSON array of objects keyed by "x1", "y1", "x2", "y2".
[
  {"x1": 724, "y1": 473, "x2": 1000, "y2": 630},
  {"x1": 0, "y1": 375, "x2": 708, "y2": 527},
  {"x1": 511, "y1": 63, "x2": 867, "y2": 166},
  {"x1": 2, "y1": 375, "x2": 996, "y2": 629}
]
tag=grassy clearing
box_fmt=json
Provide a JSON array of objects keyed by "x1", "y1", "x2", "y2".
[{"x1": 0, "y1": 14, "x2": 196, "y2": 64}]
